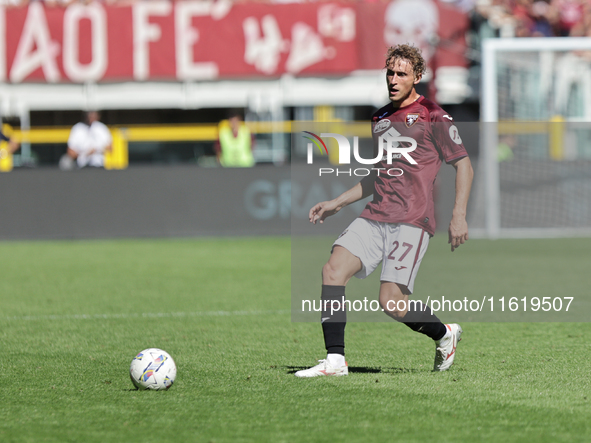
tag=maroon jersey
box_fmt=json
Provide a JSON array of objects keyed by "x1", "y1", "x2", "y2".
[{"x1": 359, "y1": 96, "x2": 468, "y2": 235}]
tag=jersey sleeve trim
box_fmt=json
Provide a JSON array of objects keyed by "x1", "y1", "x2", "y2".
[{"x1": 445, "y1": 153, "x2": 468, "y2": 164}]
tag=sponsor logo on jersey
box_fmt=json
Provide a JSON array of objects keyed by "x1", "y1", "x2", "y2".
[
  {"x1": 373, "y1": 118, "x2": 391, "y2": 133},
  {"x1": 405, "y1": 113, "x2": 420, "y2": 127},
  {"x1": 443, "y1": 114, "x2": 453, "y2": 121},
  {"x1": 380, "y1": 153, "x2": 404, "y2": 161},
  {"x1": 394, "y1": 266, "x2": 407, "y2": 271},
  {"x1": 448, "y1": 125, "x2": 462, "y2": 144}
]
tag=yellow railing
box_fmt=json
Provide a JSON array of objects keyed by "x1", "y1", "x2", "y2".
[
  {"x1": 13, "y1": 121, "x2": 297, "y2": 144},
  {"x1": 5, "y1": 120, "x2": 320, "y2": 171},
  {"x1": 10, "y1": 124, "x2": 230, "y2": 171},
  {"x1": 0, "y1": 119, "x2": 567, "y2": 172}
]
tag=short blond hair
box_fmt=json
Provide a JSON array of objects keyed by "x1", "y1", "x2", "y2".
[{"x1": 385, "y1": 44, "x2": 426, "y2": 78}]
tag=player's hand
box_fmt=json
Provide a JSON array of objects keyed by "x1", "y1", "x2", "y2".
[
  {"x1": 309, "y1": 200, "x2": 340, "y2": 224},
  {"x1": 448, "y1": 216, "x2": 468, "y2": 252}
]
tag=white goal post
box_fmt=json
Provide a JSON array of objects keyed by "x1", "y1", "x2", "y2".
[{"x1": 476, "y1": 37, "x2": 591, "y2": 239}]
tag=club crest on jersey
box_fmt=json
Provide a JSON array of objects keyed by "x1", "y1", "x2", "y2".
[
  {"x1": 405, "y1": 113, "x2": 420, "y2": 127},
  {"x1": 373, "y1": 119, "x2": 391, "y2": 133}
]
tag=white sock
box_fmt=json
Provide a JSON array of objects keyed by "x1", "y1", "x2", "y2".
[{"x1": 327, "y1": 353, "x2": 346, "y2": 367}]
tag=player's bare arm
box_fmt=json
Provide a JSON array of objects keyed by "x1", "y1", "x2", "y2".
[
  {"x1": 90, "y1": 144, "x2": 112, "y2": 155},
  {"x1": 309, "y1": 175, "x2": 375, "y2": 224},
  {"x1": 67, "y1": 147, "x2": 78, "y2": 159},
  {"x1": 448, "y1": 156, "x2": 474, "y2": 252},
  {"x1": 8, "y1": 138, "x2": 20, "y2": 154}
]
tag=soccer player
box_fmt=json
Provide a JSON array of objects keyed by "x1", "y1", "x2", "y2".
[{"x1": 295, "y1": 44, "x2": 474, "y2": 377}]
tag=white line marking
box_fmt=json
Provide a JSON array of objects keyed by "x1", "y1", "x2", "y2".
[{"x1": 2, "y1": 309, "x2": 291, "y2": 322}]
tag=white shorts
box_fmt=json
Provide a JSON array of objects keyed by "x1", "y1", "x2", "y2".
[{"x1": 332, "y1": 218, "x2": 430, "y2": 293}]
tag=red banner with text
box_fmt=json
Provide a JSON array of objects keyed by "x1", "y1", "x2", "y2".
[{"x1": 0, "y1": 1, "x2": 468, "y2": 83}]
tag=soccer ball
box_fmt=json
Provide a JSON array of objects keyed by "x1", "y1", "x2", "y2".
[{"x1": 129, "y1": 348, "x2": 177, "y2": 390}]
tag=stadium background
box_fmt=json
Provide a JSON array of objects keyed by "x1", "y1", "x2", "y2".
[
  {"x1": 2, "y1": 1, "x2": 591, "y2": 442},
  {"x1": 0, "y1": 0, "x2": 478, "y2": 239},
  {"x1": 0, "y1": 0, "x2": 588, "y2": 239}
]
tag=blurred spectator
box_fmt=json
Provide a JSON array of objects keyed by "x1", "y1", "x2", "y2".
[
  {"x1": 0, "y1": 126, "x2": 20, "y2": 172},
  {"x1": 473, "y1": 0, "x2": 517, "y2": 38},
  {"x1": 497, "y1": 134, "x2": 515, "y2": 161},
  {"x1": 215, "y1": 110, "x2": 255, "y2": 168},
  {"x1": 0, "y1": 128, "x2": 20, "y2": 155},
  {"x1": 66, "y1": 111, "x2": 112, "y2": 169},
  {"x1": 471, "y1": 0, "x2": 591, "y2": 38},
  {"x1": 518, "y1": 0, "x2": 558, "y2": 37},
  {"x1": 554, "y1": 0, "x2": 585, "y2": 35},
  {"x1": 569, "y1": 0, "x2": 591, "y2": 36}
]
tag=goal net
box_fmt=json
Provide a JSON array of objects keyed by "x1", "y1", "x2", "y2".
[{"x1": 473, "y1": 38, "x2": 591, "y2": 238}]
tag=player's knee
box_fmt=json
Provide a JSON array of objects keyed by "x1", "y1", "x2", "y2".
[
  {"x1": 380, "y1": 298, "x2": 407, "y2": 320},
  {"x1": 322, "y1": 262, "x2": 346, "y2": 285}
]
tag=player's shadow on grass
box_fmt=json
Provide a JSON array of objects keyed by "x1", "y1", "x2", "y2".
[{"x1": 285, "y1": 366, "x2": 420, "y2": 374}]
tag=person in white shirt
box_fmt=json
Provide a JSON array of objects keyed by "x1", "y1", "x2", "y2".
[{"x1": 67, "y1": 111, "x2": 112, "y2": 168}]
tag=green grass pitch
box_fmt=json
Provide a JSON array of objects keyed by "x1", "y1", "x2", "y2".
[{"x1": 1, "y1": 236, "x2": 591, "y2": 442}]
